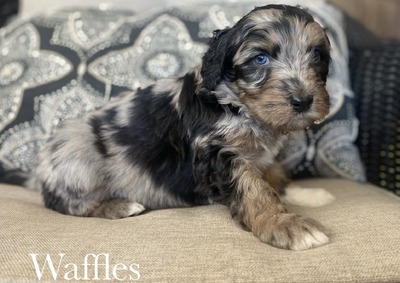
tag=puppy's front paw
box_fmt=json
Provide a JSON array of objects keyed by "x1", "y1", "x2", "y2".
[{"x1": 260, "y1": 213, "x2": 329, "y2": 250}]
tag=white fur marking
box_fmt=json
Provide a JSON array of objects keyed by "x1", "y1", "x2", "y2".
[
  {"x1": 292, "y1": 229, "x2": 329, "y2": 251},
  {"x1": 128, "y1": 203, "x2": 146, "y2": 216},
  {"x1": 282, "y1": 185, "x2": 335, "y2": 207}
]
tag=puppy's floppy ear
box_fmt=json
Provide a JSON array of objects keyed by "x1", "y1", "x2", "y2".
[{"x1": 201, "y1": 28, "x2": 232, "y2": 91}]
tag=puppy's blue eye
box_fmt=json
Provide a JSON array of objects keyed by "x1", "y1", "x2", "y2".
[{"x1": 254, "y1": 53, "x2": 269, "y2": 65}]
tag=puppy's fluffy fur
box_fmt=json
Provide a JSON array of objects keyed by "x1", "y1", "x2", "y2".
[{"x1": 30, "y1": 5, "x2": 331, "y2": 250}]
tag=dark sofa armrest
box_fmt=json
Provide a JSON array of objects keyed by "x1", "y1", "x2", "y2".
[
  {"x1": 341, "y1": 8, "x2": 399, "y2": 195},
  {"x1": 0, "y1": 0, "x2": 18, "y2": 27},
  {"x1": 350, "y1": 41, "x2": 400, "y2": 196}
]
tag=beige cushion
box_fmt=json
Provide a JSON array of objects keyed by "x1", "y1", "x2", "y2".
[{"x1": 1, "y1": 179, "x2": 399, "y2": 282}]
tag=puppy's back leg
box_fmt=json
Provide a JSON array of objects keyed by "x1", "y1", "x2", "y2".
[
  {"x1": 42, "y1": 185, "x2": 146, "y2": 219},
  {"x1": 89, "y1": 200, "x2": 146, "y2": 219}
]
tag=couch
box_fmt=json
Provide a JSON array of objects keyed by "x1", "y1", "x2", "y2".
[
  {"x1": 1, "y1": 0, "x2": 399, "y2": 282},
  {"x1": 1, "y1": 179, "x2": 399, "y2": 282}
]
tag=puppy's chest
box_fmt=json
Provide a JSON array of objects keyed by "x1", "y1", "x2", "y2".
[{"x1": 214, "y1": 116, "x2": 286, "y2": 168}]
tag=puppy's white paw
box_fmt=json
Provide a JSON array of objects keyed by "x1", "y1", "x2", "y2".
[
  {"x1": 128, "y1": 203, "x2": 146, "y2": 216},
  {"x1": 282, "y1": 185, "x2": 335, "y2": 207},
  {"x1": 262, "y1": 214, "x2": 329, "y2": 251}
]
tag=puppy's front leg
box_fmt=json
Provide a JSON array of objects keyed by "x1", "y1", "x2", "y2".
[{"x1": 231, "y1": 170, "x2": 329, "y2": 250}]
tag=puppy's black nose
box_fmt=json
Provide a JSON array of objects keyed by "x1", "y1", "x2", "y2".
[{"x1": 290, "y1": 96, "x2": 313, "y2": 113}]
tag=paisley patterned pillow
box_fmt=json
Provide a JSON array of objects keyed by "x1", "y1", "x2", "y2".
[{"x1": 0, "y1": 0, "x2": 366, "y2": 183}]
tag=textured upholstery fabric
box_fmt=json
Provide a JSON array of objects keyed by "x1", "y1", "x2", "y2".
[{"x1": 1, "y1": 179, "x2": 399, "y2": 282}]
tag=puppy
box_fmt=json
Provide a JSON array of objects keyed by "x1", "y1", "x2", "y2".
[{"x1": 30, "y1": 5, "x2": 331, "y2": 250}]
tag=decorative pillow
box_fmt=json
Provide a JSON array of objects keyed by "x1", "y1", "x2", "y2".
[{"x1": 0, "y1": 0, "x2": 366, "y2": 184}]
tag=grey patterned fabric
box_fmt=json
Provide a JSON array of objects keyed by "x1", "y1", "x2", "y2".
[{"x1": 0, "y1": 0, "x2": 366, "y2": 183}]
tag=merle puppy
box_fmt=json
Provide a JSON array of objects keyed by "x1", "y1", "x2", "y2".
[{"x1": 29, "y1": 5, "x2": 331, "y2": 250}]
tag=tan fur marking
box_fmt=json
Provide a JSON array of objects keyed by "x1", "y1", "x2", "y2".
[{"x1": 263, "y1": 163, "x2": 289, "y2": 195}]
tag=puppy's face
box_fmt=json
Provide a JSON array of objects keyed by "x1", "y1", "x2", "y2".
[{"x1": 201, "y1": 5, "x2": 331, "y2": 132}]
